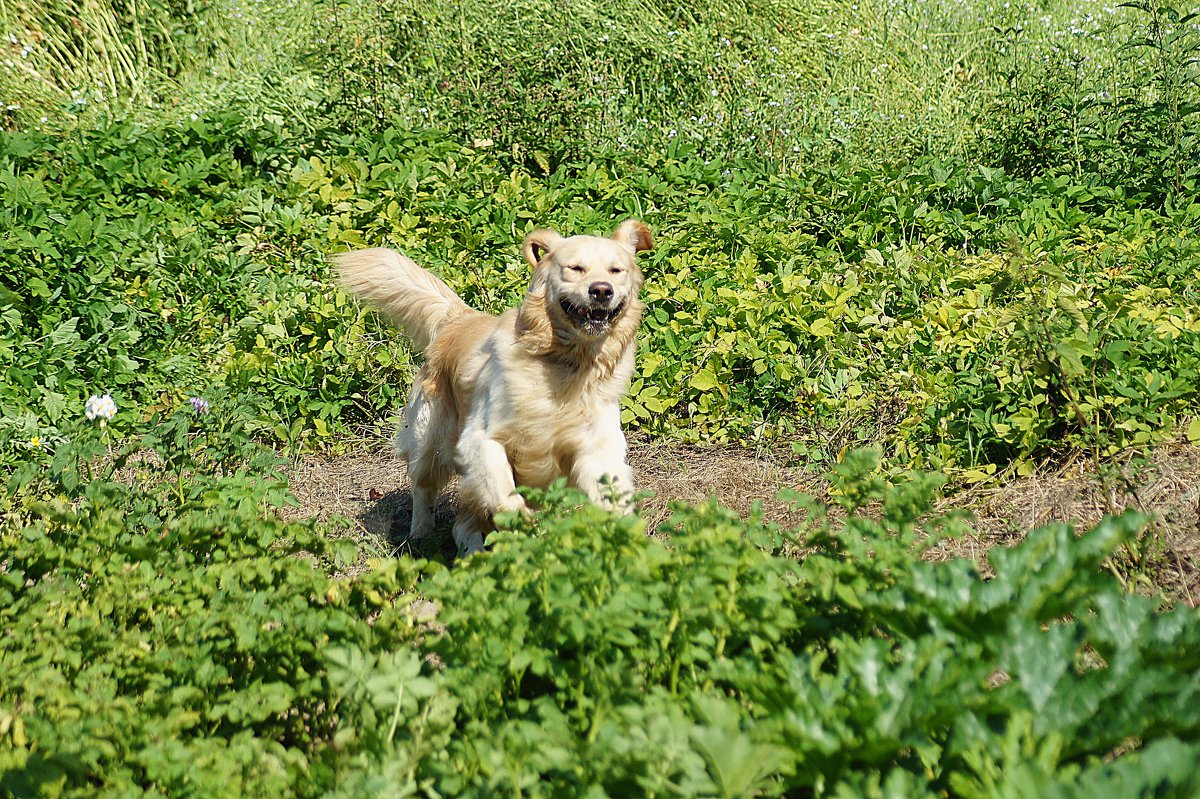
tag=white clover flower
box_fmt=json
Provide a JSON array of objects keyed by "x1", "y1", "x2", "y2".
[{"x1": 85, "y1": 394, "x2": 117, "y2": 423}]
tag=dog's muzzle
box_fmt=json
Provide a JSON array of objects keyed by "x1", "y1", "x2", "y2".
[{"x1": 560, "y1": 297, "x2": 625, "y2": 333}]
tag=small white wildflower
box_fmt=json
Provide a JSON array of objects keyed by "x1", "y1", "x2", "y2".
[{"x1": 85, "y1": 394, "x2": 117, "y2": 424}]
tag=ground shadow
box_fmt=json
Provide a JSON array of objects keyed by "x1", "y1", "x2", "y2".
[{"x1": 358, "y1": 488, "x2": 460, "y2": 561}]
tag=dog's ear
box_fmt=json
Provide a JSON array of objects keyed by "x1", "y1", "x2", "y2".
[
  {"x1": 523, "y1": 229, "x2": 564, "y2": 268},
  {"x1": 526, "y1": 264, "x2": 549, "y2": 295},
  {"x1": 611, "y1": 219, "x2": 653, "y2": 254}
]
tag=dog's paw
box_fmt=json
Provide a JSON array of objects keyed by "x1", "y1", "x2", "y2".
[
  {"x1": 408, "y1": 523, "x2": 435, "y2": 541},
  {"x1": 456, "y1": 531, "x2": 485, "y2": 558},
  {"x1": 497, "y1": 493, "x2": 529, "y2": 515}
]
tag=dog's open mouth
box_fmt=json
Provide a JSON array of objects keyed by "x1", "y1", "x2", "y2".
[{"x1": 559, "y1": 298, "x2": 624, "y2": 332}]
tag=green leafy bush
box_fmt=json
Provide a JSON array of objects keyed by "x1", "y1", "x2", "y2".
[
  {"x1": 354, "y1": 455, "x2": 1200, "y2": 797},
  {"x1": 8, "y1": 421, "x2": 1197, "y2": 796},
  {"x1": 0, "y1": 114, "x2": 410, "y2": 455},
  {"x1": 4, "y1": 114, "x2": 1200, "y2": 473}
]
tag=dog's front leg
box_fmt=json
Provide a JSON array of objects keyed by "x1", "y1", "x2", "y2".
[
  {"x1": 572, "y1": 411, "x2": 635, "y2": 513},
  {"x1": 454, "y1": 428, "x2": 526, "y2": 555},
  {"x1": 574, "y1": 457, "x2": 635, "y2": 513}
]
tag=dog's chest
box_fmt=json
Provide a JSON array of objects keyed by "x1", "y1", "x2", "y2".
[{"x1": 497, "y1": 368, "x2": 618, "y2": 487}]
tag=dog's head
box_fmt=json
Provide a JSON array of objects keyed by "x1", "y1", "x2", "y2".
[{"x1": 522, "y1": 219, "x2": 653, "y2": 339}]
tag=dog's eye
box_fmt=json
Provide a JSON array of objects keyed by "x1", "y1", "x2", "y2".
[
  {"x1": 566, "y1": 265, "x2": 585, "y2": 274},
  {"x1": 609, "y1": 266, "x2": 625, "y2": 275}
]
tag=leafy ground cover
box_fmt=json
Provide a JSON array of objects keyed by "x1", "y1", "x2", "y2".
[
  {"x1": 4, "y1": 411, "x2": 1200, "y2": 797},
  {"x1": 2, "y1": 0, "x2": 1200, "y2": 793},
  {"x1": 3, "y1": 0, "x2": 1199, "y2": 476},
  {"x1": 3, "y1": 112, "x2": 1199, "y2": 480}
]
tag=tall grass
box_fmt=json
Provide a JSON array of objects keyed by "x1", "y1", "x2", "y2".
[
  {"x1": 0, "y1": 0, "x2": 317, "y2": 129},
  {"x1": 316, "y1": 0, "x2": 997, "y2": 167},
  {"x1": 318, "y1": 0, "x2": 825, "y2": 167},
  {"x1": 311, "y1": 0, "x2": 1198, "y2": 170},
  {"x1": 2, "y1": 0, "x2": 1195, "y2": 179},
  {"x1": 2, "y1": 0, "x2": 203, "y2": 123}
]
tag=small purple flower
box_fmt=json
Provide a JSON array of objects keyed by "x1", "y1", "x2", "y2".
[{"x1": 189, "y1": 397, "x2": 211, "y2": 415}]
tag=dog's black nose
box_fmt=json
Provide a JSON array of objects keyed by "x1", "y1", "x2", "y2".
[{"x1": 589, "y1": 282, "x2": 614, "y2": 303}]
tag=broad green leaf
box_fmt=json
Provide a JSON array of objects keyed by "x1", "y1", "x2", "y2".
[
  {"x1": 690, "y1": 368, "x2": 720, "y2": 392},
  {"x1": 1187, "y1": 417, "x2": 1200, "y2": 445}
]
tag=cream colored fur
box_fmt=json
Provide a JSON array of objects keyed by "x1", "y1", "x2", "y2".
[{"x1": 335, "y1": 220, "x2": 653, "y2": 555}]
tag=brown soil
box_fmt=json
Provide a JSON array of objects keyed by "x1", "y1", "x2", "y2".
[{"x1": 286, "y1": 433, "x2": 1200, "y2": 603}]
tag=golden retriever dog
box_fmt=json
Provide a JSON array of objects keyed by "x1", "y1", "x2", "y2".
[{"x1": 336, "y1": 219, "x2": 653, "y2": 555}]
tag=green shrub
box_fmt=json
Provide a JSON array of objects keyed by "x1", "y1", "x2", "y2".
[
  {"x1": 5, "y1": 410, "x2": 1198, "y2": 797},
  {"x1": 974, "y1": 0, "x2": 1199, "y2": 205},
  {"x1": 0, "y1": 114, "x2": 411, "y2": 455},
  {"x1": 355, "y1": 453, "x2": 1200, "y2": 796},
  {"x1": 4, "y1": 114, "x2": 1200, "y2": 472},
  {"x1": 0, "y1": 398, "x2": 421, "y2": 797}
]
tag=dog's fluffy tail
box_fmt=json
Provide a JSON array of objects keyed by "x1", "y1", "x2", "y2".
[{"x1": 335, "y1": 248, "x2": 471, "y2": 351}]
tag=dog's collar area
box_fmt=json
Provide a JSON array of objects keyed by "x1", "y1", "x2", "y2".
[{"x1": 559, "y1": 298, "x2": 625, "y2": 326}]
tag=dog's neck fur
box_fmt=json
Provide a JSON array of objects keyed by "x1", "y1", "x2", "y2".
[{"x1": 514, "y1": 288, "x2": 643, "y2": 382}]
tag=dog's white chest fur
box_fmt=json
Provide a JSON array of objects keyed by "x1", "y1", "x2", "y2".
[{"x1": 485, "y1": 343, "x2": 634, "y2": 490}]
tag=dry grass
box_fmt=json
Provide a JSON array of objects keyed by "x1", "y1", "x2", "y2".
[
  {"x1": 286, "y1": 434, "x2": 1200, "y2": 603},
  {"x1": 930, "y1": 442, "x2": 1200, "y2": 605}
]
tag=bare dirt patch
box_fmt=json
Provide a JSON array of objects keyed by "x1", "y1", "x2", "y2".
[{"x1": 286, "y1": 434, "x2": 1200, "y2": 601}]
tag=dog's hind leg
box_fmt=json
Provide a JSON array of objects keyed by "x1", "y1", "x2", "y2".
[
  {"x1": 408, "y1": 454, "x2": 449, "y2": 542},
  {"x1": 394, "y1": 385, "x2": 452, "y2": 541}
]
